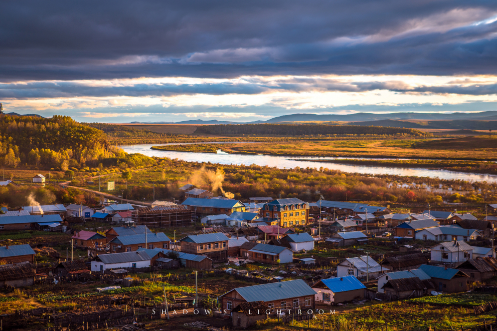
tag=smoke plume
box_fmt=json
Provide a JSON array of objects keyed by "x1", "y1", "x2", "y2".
[
  {"x1": 188, "y1": 166, "x2": 234, "y2": 198},
  {"x1": 27, "y1": 193, "x2": 43, "y2": 214}
]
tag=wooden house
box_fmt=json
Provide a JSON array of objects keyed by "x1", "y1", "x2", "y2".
[
  {"x1": 72, "y1": 231, "x2": 106, "y2": 249},
  {"x1": 418, "y1": 264, "x2": 469, "y2": 293},
  {"x1": 456, "y1": 257, "x2": 497, "y2": 282},
  {"x1": 109, "y1": 232, "x2": 170, "y2": 253},
  {"x1": 231, "y1": 301, "x2": 268, "y2": 328},
  {"x1": 246, "y1": 243, "x2": 293, "y2": 264},
  {"x1": 382, "y1": 253, "x2": 428, "y2": 271},
  {"x1": 382, "y1": 277, "x2": 436, "y2": 299},
  {"x1": 312, "y1": 276, "x2": 365, "y2": 304},
  {"x1": 179, "y1": 233, "x2": 229, "y2": 262},
  {"x1": 105, "y1": 225, "x2": 153, "y2": 243},
  {"x1": 394, "y1": 219, "x2": 439, "y2": 238},
  {"x1": 0, "y1": 244, "x2": 35, "y2": 264},
  {"x1": 54, "y1": 260, "x2": 90, "y2": 276}
]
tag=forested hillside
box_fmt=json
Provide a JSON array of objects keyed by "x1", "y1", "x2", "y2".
[
  {"x1": 194, "y1": 124, "x2": 429, "y2": 136},
  {"x1": 0, "y1": 115, "x2": 122, "y2": 169}
]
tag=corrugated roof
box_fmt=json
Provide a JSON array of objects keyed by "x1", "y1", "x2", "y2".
[
  {"x1": 410, "y1": 269, "x2": 431, "y2": 280},
  {"x1": 397, "y1": 219, "x2": 439, "y2": 230},
  {"x1": 331, "y1": 220, "x2": 357, "y2": 228},
  {"x1": 266, "y1": 198, "x2": 306, "y2": 206},
  {"x1": 317, "y1": 276, "x2": 366, "y2": 293},
  {"x1": 228, "y1": 212, "x2": 259, "y2": 221},
  {"x1": 345, "y1": 256, "x2": 382, "y2": 273},
  {"x1": 383, "y1": 278, "x2": 435, "y2": 292},
  {"x1": 138, "y1": 248, "x2": 211, "y2": 262},
  {"x1": 111, "y1": 225, "x2": 152, "y2": 236},
  {"x1": 97, "y1": 251, "x2": 152, "y2": 264},
  {"x1": 0, "y1": 244, "x2": 35, "y2": 258},
  {"x1": 383, "y1": 270, "x2": 418, "y2": 281},
  {"x1": 423, "y1": 210, "x2": 453, "y2": 219},
  {"x1": 336, "y1": 231, "x2": 367, "y2": 240},
  {"x1": 180, "y1": 232, "x2": 229, "y2": 244},
  {"x1": 0, "y1": 214, "x2": 62, "y2": 225},
  {"x1": 434, "y1": 241, "x2": 473, "y2": 253},
  {"x1": 418, "y1": 264, "x2": 465, "y2": 280},
  {"x1": 456, "y1": 258, "x2": 497, "y2": 273},
  {"x1": 182, "y1": 197, "x2": 243, "y2": 209},
  {"x1": 23, "y1": 204, "x2": 66, "y2": 213},
  {"x1": 104, "y1": 204, "x2": 134, "y2": 212},
  {"x1": 228, "y1": 237, "x2": 249, "y2": 247},
  {"x1": 110, "y1": 232, "x2": 170, "y2": 245},
  {"x1": 472, "y1": 246, "x2": 493, "y2": 256},
  {"x1": 250, "y1": 243, "x2": 288, "y2": 254},
  {"x1": 285, "y1": 233, "x2": 314, "y2": 243},
  {"x1": 72, "y1": 231, "x2": 105, "y2": 241},
  {"x1": 0, "y1": 210, "x2": 31, "y2": 217},
  {"x1": 186, "y1": 188, "x2": 210, "y2": 195},
  {"x1": 92, "y1": 212, "x2": 109, "y2": 219},
  {"x1": 230, "y1": 279, "x2": 316, "y2": 303},
  {"x1": 422, "y1": 226, "x2": 480, "y2": 237}
]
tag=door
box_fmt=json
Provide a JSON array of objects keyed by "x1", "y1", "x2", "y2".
[
  {"x1": 100, "y1": 265, "x2": 103, "y2": 271},
  {"x1": 132, "y1": 263, "x2": 137, "y2": 268},
  {"x1": 439, "y1": 282, "x2": 443, "y2": 292}
]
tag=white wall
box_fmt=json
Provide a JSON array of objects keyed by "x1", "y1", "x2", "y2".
[
  {"x1": 313, "y1": 288, "x2": 334, "y2": 304},
  {"x1": 33, "y1": 178, "x2": 45, "y2": 183},
  {"x1": 278, "y1": 249, "x2": 293, "y2": 263},
  {"x1": 337, "y1": 264, "x2": 355, "y2": 278},
  {"x1": 289, "y1": 241, "x2": 314, "y2": 252},
  {"x1": 91, "y1": 260, "x2": 151, "y2": 272},
  {"x1": 431, "y1": 248, "x2": 472, "y2": 263}
]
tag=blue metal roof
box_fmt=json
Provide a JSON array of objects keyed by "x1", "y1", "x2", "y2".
[
  {"x1": 318, "y1": 276, "x2": 366, "y2": 293},
  {"x1": 0, "y1": 207, "x2": 7, "y2": 213},
  {"x1": 0, "y1": 244, "x2": 35, "y2": 258},
  {"x1": 104, "y1": 204, "x2": 134, "y2": 212},
  {"x1": 250, "y1": 243, "x2": 288, "y2": 254},
  {"x1": 286, "y1": 233, "x2": 314, "y2": 243},
  {"x1": 110, "y1": 232, "x2": 170, "y2": 245},
  {"x1": 266, "y1": 198, "x2": 306, "y2": 206},
  {"x1": 410, "y1": 269, "x2": 431, "y2": 280},
  {"x1": 229, "y1": 279, "x2": 315, "y2": 303},
  {"x1": 111, "y1": 225, "x2": 152, "y2": 236},
  {"x1": 383, "y1": 270, "x2": 418, "y2": 281},
  {"x1": 336, "y1": 231, "x2": 367, "y2": 240},
  {"x1": 396, "y1": 219, "x2": 439, "y2": 230},
  {"x1": 180, "y1": 232, "x2": 229, "y2": 244},
  {"x1": 418, "y1": 264, "x2": 462, "y2": 280},
  {"x1": 92, "y1": 212, "x2": 109, "y2": 219},
  {"x1": 472, "y1": 246, "x2": 493, "y2": 256},
  {"x1": 182, "y1": 197, "x2": 243, "y2": 209},
  {"x1": 0, "y1": 214, "x2": 62, "y2": 225},
  {"x1": 423, "y1": 210, "x2": 453, "y2": 219}
]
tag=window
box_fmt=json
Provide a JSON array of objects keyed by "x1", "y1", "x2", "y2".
[
  {"x1": 407, "y1": 230, "x2": 412, "y2": 235},
  {"x1": 0, "y1": 226, "x2": 3, "y2": 230},
  {"x1": 348, "y1": 268, "x2": 354, "y2": 275},
  {"x1": 289, "y1": 221, "x2": 294, "y2": 226},
  {"x1": 268, "y1": 303, "x2": 274, "y2": 310},
  {"x1": 281, "y1": 301, "x2": 286, "y2": 309},
  {"x1": 295, "y1": 212, "x2": 299, "y2": 216},
  {"x1": 290, "y1": 212, "x2": 293, "y2": 216},
  {"x1": 227, "y1": 301, "x2": 232, "y2": 310},
  {"x1": 215, "y1": 243, "x2": 219, "y2": 249},
  {"x1": 296, "y1": 205, "x2": 300, "y2": 209},
  {"x1": 305, "y1": 297, "x2": 311, "y2": 306},
  {"x1": 137, "y1": 245, "x2": 142, "y2": 249},
  {"x1": 423, "y1": 235, "x2": 427, "y2": 240},
  {"x1": 293, "y1": 299, "x2": 299, "y2": 308},
  {"x1": 266, "y1": 212, "x2": 270, "y2": 217},
  {"x1": 207, "y1": 244, "x2": 211, "y2": 249},
  {"x1": 284, "y1": 213, "x2": 287, "y2": 217},
  {"x1": 284, "y1": 222, "x2": 288, "y2": 227},
  {"x1": 199, "y1": 245, "x2": 203, "y2": 250},
  {"x1": 126, "y1": 247, "x2": 131, "y2": 252},
  {"x1": 274, "y1": 213, "x2": 279, "y2": 218},
  {"x1": 463, "y1": 237, "x2": 468, "y2": 241},
  {"x1": 464, "y1": 252, "x2": 469, "y2": 258},
  {"x1": 442, "y1": 253, "x2": 448, "y2": 259},
  {"x1": 273, "y1": 206, "x2": 277, "y2": 211},
  {"x1": 301, "y1": 211, "x2": 305, "y2": 215},
  {"x1": 222, "y1": 242, "x2": 226, "y2": 248},
  {"x1": 163, "y1": 243, "x2": 168, "y2": 249},
  {"x1": 295, "y1": 221, "x2": 299, "y2": 225},
  {"x1": 132, "y1": 263, "x2": 136, "y2": 268},
  {"x1": 460, "y1": 282, "x2": 463, "y2": 287}
]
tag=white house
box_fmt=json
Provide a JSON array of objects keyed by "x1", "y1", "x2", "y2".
[
  {"x1": 471, "y1": 246, "x2": 495, "y2": 258},
  {"x1": 91, "y1": 251, "x2": 153, "y2": 272},
  {"x1": 284, "y1": 233, "x2": 315, "y2": 252},
  {"x1": 32, "y1": 174, "x2": 45, "y2": 183},
  {"x1": 201, "y1": 214, "x2": 229, "y2": 225},
  {"x1": 337, "y1": 256, "x2": 389, "y2": 279},
  {"x1": 431, "y1": 241, "x2": 473, "y2": 263},
  {"x1": 66, "y1": 204, "x2": 94, "y2": 219},
  {"x1": 377, "y1": 269, "x2": 430, "y2": 293},
  {"x1": 415, "y1": 225, "x2": 481, "y2": 242},
  {"x1": 0, "y1": 180, "x2": 12, "y2": 186},
  {"x1": 112, "y1": 211, "x2": 133, "y2": 223}
]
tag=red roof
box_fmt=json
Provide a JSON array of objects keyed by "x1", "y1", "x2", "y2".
[
  {"x1": 258, "y1": 225, "x2": 292, "y2": 235},
  {"x1": 72, "y1": 230, "x2": 98, "y2": 240},
  {"x1": 116, "y1": 211, "x2": 132, "y2": 218}
]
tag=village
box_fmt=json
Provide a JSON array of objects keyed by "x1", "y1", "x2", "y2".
[{"x1": 0, "y1": 178, "x2": 496, "y2": 331}]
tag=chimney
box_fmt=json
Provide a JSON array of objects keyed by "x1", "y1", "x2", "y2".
[
  {"x1": 340, "y1": 277, "x2": 343, "y2": 281},
  {"x1": 444, "y1": 265, "x2": 448, "y2": 270},
  {"x1": 5, "y1": 245, "x2": 8, "y2": 249}
]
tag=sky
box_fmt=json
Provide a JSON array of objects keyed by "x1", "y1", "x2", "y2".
[{"x1": 3, "y1": 1, "x2": 497, "y2": 122}]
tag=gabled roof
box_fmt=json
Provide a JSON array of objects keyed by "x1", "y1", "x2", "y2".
[
  {"x1": 110, "y1": 232, "x2": 170, "y2": 245},
  {"x1": 0, "y1": 244, "x2": 35, "y2": 258},
  {"x1": 384, "y1": 253, "x2": 428, "y2": 269},
  {"x1": 0, "y1": 210, "x2": 30, "y2": 217},
  {"x1": 345, "y1": 256, "x2": 381, "y2": 273},
  {"x1": 182, "y1": 197, "x2": 243, "y2": 209},
  {"x1": 410, "y1": 213, "x2": 436, "y2": 220},
  {"x1": 226, "y1": 279, "x2": 316, "y2": 303},
  {"x1": 179, "y1": 184, "x2": 195, "y2": 191},
  {"x1": 353, "y1": 213, "x2": 375, "y2": 220},
  {"x1": 103, "y1": 204, "x2": 134, "y2": 212},
  {"x1": 423, "y1": 210, "x2": 453, "y2": 219},
  {"x1": 285, "y1": 233, "x2": 314, "y2": 243},
  {"x1": 250, "y1": 243, "x2": 289, "y2": 255},
  {"x1": 396, "y1": 219, "x2": 439, "y2": 230},
  {"x1": 180, "y1": 232, "x2": 229, "y2": 244},
  {"x1": 471, "y1": 246, "x2": 493, "y2": 256},
  {"x1": 109, "y1": 225, "x2": 152, "y2": 236},
  {"x1": 66, "y1": 204, "x2": 92, "y2": 211},
  {"x1": 228, "y1": 237, "x2": 249, "y2": 247},
  {"x1": 228, "y1": 212, "x2": 259, "y2": 221},
  {"x1": 421, "y1": 226, "x2": 480, "y2": 237},
  {"x1": 23, "y1": 204, "x2": 66, "y2": 213},
  {"x1": 315, "y1": 276, "x2": 366, "y2": 293},
  {"x1": 434, "y1": 241, "x2": 473, "y2": 252},
  {"x1": 383, "y1": 278, "x2": 435, "y2": 292},
  {"x1": 0, "y1": 214, "x2": 62, "y2": 225},
  {"x1": 266, "y1": 198, "x2": 306, "y2": 206},
  {"x1": 456, "y1": 220, "x2": 491, "y2": 231},
  {"x1": 456, "y1": 258, "x2": 497, "y2": 273},
  {"x1": 418, "y1": 264, "x2": 468, "y2": 280},
  {"x1": 92, "y1": 212, "x2": 109, "y2": 219},
  {"x1": 257, "y1": 225, "x2": 293, "y2": 234},
  {"x1": 0, "y1": 263, "x2": 35, "y2": 281},
  {"x1": 454, "y1": 213, "x2": 478, "y2": 221},
  {"x1": 72, "y1": 230, "x2": 105, "y2": 241},
  {"x1": 138, "y1": 248, "x2": 211, "y2": 262},
  {"x1": 239, "y1": 242, "x2": 258, "y2": 251},
  {"x1": 115, "y1": 211, "x2": 133, "y2": 218},
  {"x1": 336, "y1": 231, "x2": 367, "y2": 240},
  {"x1": 97, "y1": 251, "x2": 152, "y2": 264},
  {"x1": 331, "y1": 220, "x2": 357, "y2": 228}
]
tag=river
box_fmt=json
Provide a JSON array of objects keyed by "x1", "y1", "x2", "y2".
[{"x1": 121, "y1": 143, "x2": 497, "y2": 183}]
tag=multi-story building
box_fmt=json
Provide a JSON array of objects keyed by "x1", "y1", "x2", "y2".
[
  {"x1": 261, "y1": 198, "x2": 309, "y2": 227},
  {"x1": 179, "y1": 232, "x2": 229, "y2": 262}
]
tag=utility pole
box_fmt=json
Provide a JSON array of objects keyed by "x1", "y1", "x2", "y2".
[
  {"x1": 365, "y1": 208, "x2": 368, "y2": 235},
  {"x1": 366, "y1": 252, "x2": 369, "y2": 282},
  {"x1": 71, "y1": 239, "x2": 74, "y2": 261},
  {"x1": 153, "y1": 184, "x2": 155, "y2": 201},
  {"x1": 174, "y1": 230, "x2": 176, "y2": 250},
  {"x1": 195, "y1": 271, "x2": 198, "y2": 308},
  {"x1": 98, "y1": 173, "x2": 101, "y2": 192}
]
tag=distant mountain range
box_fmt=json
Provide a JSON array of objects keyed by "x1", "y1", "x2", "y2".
[{"x1": 1, "y1": 112, "x2": 43, "y2": 118}]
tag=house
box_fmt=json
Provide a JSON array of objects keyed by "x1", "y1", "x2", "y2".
[
  {"x1": 185, "y1": 188, "x2": 213, "y2": 199},
  {"x1": 450, "y1": 213, "x2": 478, "y2": 222},
  {"x1": 239, "y1": 242, "x2": 259, "y2": 259},
  {"x1": 329, "y1": 220, "x2": 359, "y2": 232},
  {"x1": 382, "y1": 277, "x2": 436, "y2": 299},
  {"x1": 0, "y1": 263, "x2": 36, "y2": 288},
  {"x1": 182, "y1": 198, "x2": 245, "y2": 216},
  {"x1": 179, "y1": 233, "x2": 229, "y2": 262},
  {"x1": 141, "y1": 248, "x2": 213, "y2": 269},
  {"x1": 231, "y1": 302, "x2": 268, "y2": 329},
  {"x1": 0, "y1": 244, "x2": 36, "y2": 264},
  {"x1": 201, "y1": 214, "x2": 230, "y2": 225},
  {"x1": 227, "y1": 212, "x2": 260, "y2": 226},
  {"x1": 112, "y1": 211, "x2": 133, "y2": 223},
  {"x1": 179, "y1": 184, "x2": 195, "y2": 191},
  {"x1": 455, "y1": 220, "x2": 493, "y2": 238},
  {"x1": 91, "y1": 212, "x2": 110, "y2": 221},
  {"x1": 312, "y1": 276, "x2": 366, "y2": 304},
  {"x1": 219, "y1": 279, "x2": 316, "y2": 312},
  {"x1": 132, "y1": 204, "x2": 193, "y2": 227},
  {"x1": 91, "y1": 250, "x2": 159, "y2": 272},
  {"x1": 423, "y1": 210, "x2": 454, "y2": 223},
  {"x1": 257, "y1": 225, "x2": 294, "y2": 241},
  {"x1": 0, "y1": 210, "x2": 30, "y2": 217},
  {"x1": 394, "y1": 219, "x2": 439, "y2": 238},
  {"x1": 66, "y1": 204, "x2": 94, "y2": 219},
  {"x1": 36, "y1": 221, "x2": 63, "y2": 232},
  {"x1": 456, "y1": 257, "x2": 497, "y2": 282},
  {"x1": 54, "y1": 260, "x2": 90, "y2": 276},
  {"x1": 281, "y1": 233, "x2": 314, "y2": 252},
  {"x1": 32, "y1": 174, "x2": 45, "y2": 183},
  {"x1": 72, "y1": 231, "x2": 106, "y2": 249},
  {"x1": 0, "y1": 214, "x2": 62, "y2": 231},
  {"x1": 101, "y1": 204, "x2": 134, "y2": 214},
  {"x1": 472, "y1": 246, "x2": 496, "y2": 258},
  {"x1": 418, "y1": 264, "x2": 469, "y2": 293},
  {"x1": 377, "y1": 269, "x2": 431, "y2": 293},
  {"x1": 105, "y1": 225, "x2": 153, "y2": 243},
  {"x1": 330, "y1": 231, "x2": 368, "y2": 246},
  {"x1": 228, "y1": 237, "x2": 249, "y2": 257},
  {"x1": 261, "y1": 198, "x2": 309, "y2": 227},
  {"x1": 351, "y1": 213, "x2": 376, "y2": 226},
  {"x1": 109, "y1": 232, "x2": 170, "y2": 253},
  {"x1": 23, "y1": 204, "x2": 66, "y2": 215},
  {"x1": 336, "y1": 256, "x2": 388, "y2": 279},
  {"x1": 431, "y1": 241, "x2": 474, "y2": 263},
  {"x1": 382, "y1": 253, "x2": 428, "y2": 271},
  {"x1": 415, "y1": 226, "x2": 481, "y2": 242},
  {"x1": 247, "y1": 243, "x2": 293, "y2": 264}
]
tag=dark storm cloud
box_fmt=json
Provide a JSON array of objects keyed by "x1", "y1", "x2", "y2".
[{"x1": 2, "y1": 0, "x2": 497, "y2": 81}]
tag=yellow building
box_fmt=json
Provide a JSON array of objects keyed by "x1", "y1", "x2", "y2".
[{"x1": 261, "y1": 198, "x2": 309, "y2": 227}]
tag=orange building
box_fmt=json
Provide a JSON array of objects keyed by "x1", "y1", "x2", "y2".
[{"x1": 261, "y1": 198, "x2": 309, "y2": 227}]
